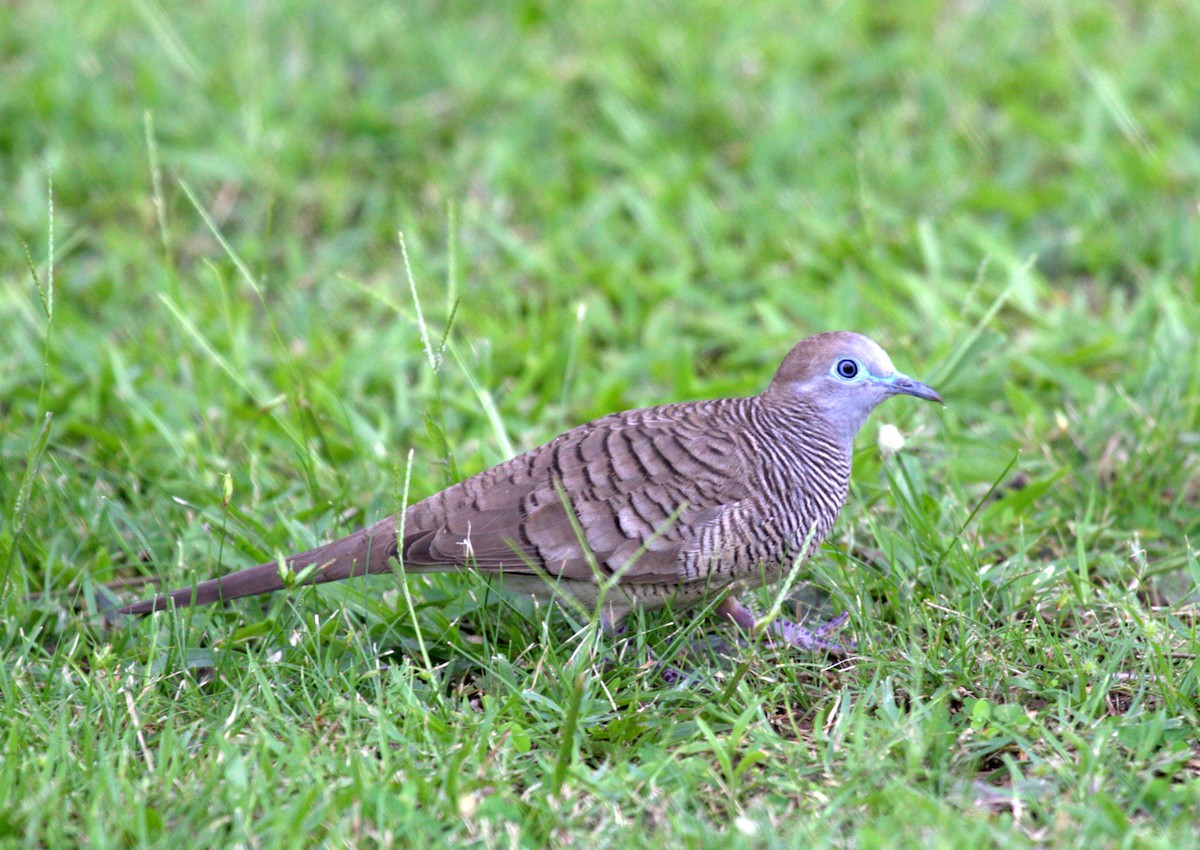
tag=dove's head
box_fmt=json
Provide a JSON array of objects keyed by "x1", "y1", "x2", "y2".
[{"x1": 767, "y1": 331, "x2": 941, "y2": 444}]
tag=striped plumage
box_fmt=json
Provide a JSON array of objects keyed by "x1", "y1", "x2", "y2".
[{"x1": 119, "y1": 332, "x2": 940, "y2": 650}]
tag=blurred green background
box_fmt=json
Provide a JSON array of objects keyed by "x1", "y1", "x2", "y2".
[{"x1": 2, "y1": 1, "x2": 1199, "y2": 847}]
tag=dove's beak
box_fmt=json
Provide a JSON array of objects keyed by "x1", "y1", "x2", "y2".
[{"x1": 888, "y1": 373, "x2": 943, "y2": 404}]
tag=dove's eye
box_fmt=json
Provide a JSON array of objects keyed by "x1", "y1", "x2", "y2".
[{"x1": 835, "y1": 358, "x2": 860, "y2": 380}]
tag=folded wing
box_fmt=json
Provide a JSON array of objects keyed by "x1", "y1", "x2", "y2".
[{"x1": 400, "y1": 402, "x2": 751, "y2": 585}]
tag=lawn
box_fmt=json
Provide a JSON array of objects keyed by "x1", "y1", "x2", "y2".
[{"x1": 2, "y1": 0, "x2": 1199, "y2": 846}]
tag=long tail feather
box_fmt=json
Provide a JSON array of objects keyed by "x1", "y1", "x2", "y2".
[{"x1": 118, "y1": 516, "x2": 400, "y2": 615}]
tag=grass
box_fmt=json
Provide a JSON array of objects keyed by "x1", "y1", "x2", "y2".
[{"x1": 2, "y1": 0, "x2": 1200, "y2": 846}]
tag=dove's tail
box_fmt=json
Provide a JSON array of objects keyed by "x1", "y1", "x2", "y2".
[{"x1": 117, "y1": 516, "x2": 400, "y2": 614}]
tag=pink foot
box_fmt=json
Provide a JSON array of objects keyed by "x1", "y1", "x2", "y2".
[{"x1": 718, "y1": 598, "x2": 856, "y2": 656}]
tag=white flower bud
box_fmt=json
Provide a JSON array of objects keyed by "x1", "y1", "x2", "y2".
[{"x1": 877, "y1": 423, "x2": 905, "y2": 458}]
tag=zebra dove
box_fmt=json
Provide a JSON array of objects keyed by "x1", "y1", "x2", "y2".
[{"x1": 119, "y1": 332, "x2": 941, "y2": 652}]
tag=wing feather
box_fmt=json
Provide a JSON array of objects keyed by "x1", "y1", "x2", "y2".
[{"x1": 398, "y1": 402, "x2": 751, "y2": 585}]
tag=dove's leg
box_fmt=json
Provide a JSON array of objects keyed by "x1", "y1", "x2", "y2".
[{"x1": 718, "y1": 596, "x2": 855, "y2": 655}]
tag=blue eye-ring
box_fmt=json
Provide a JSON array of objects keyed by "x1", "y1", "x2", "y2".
[{"x1": 835, "y1": 358, "x2": 860, "y2": 380}]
